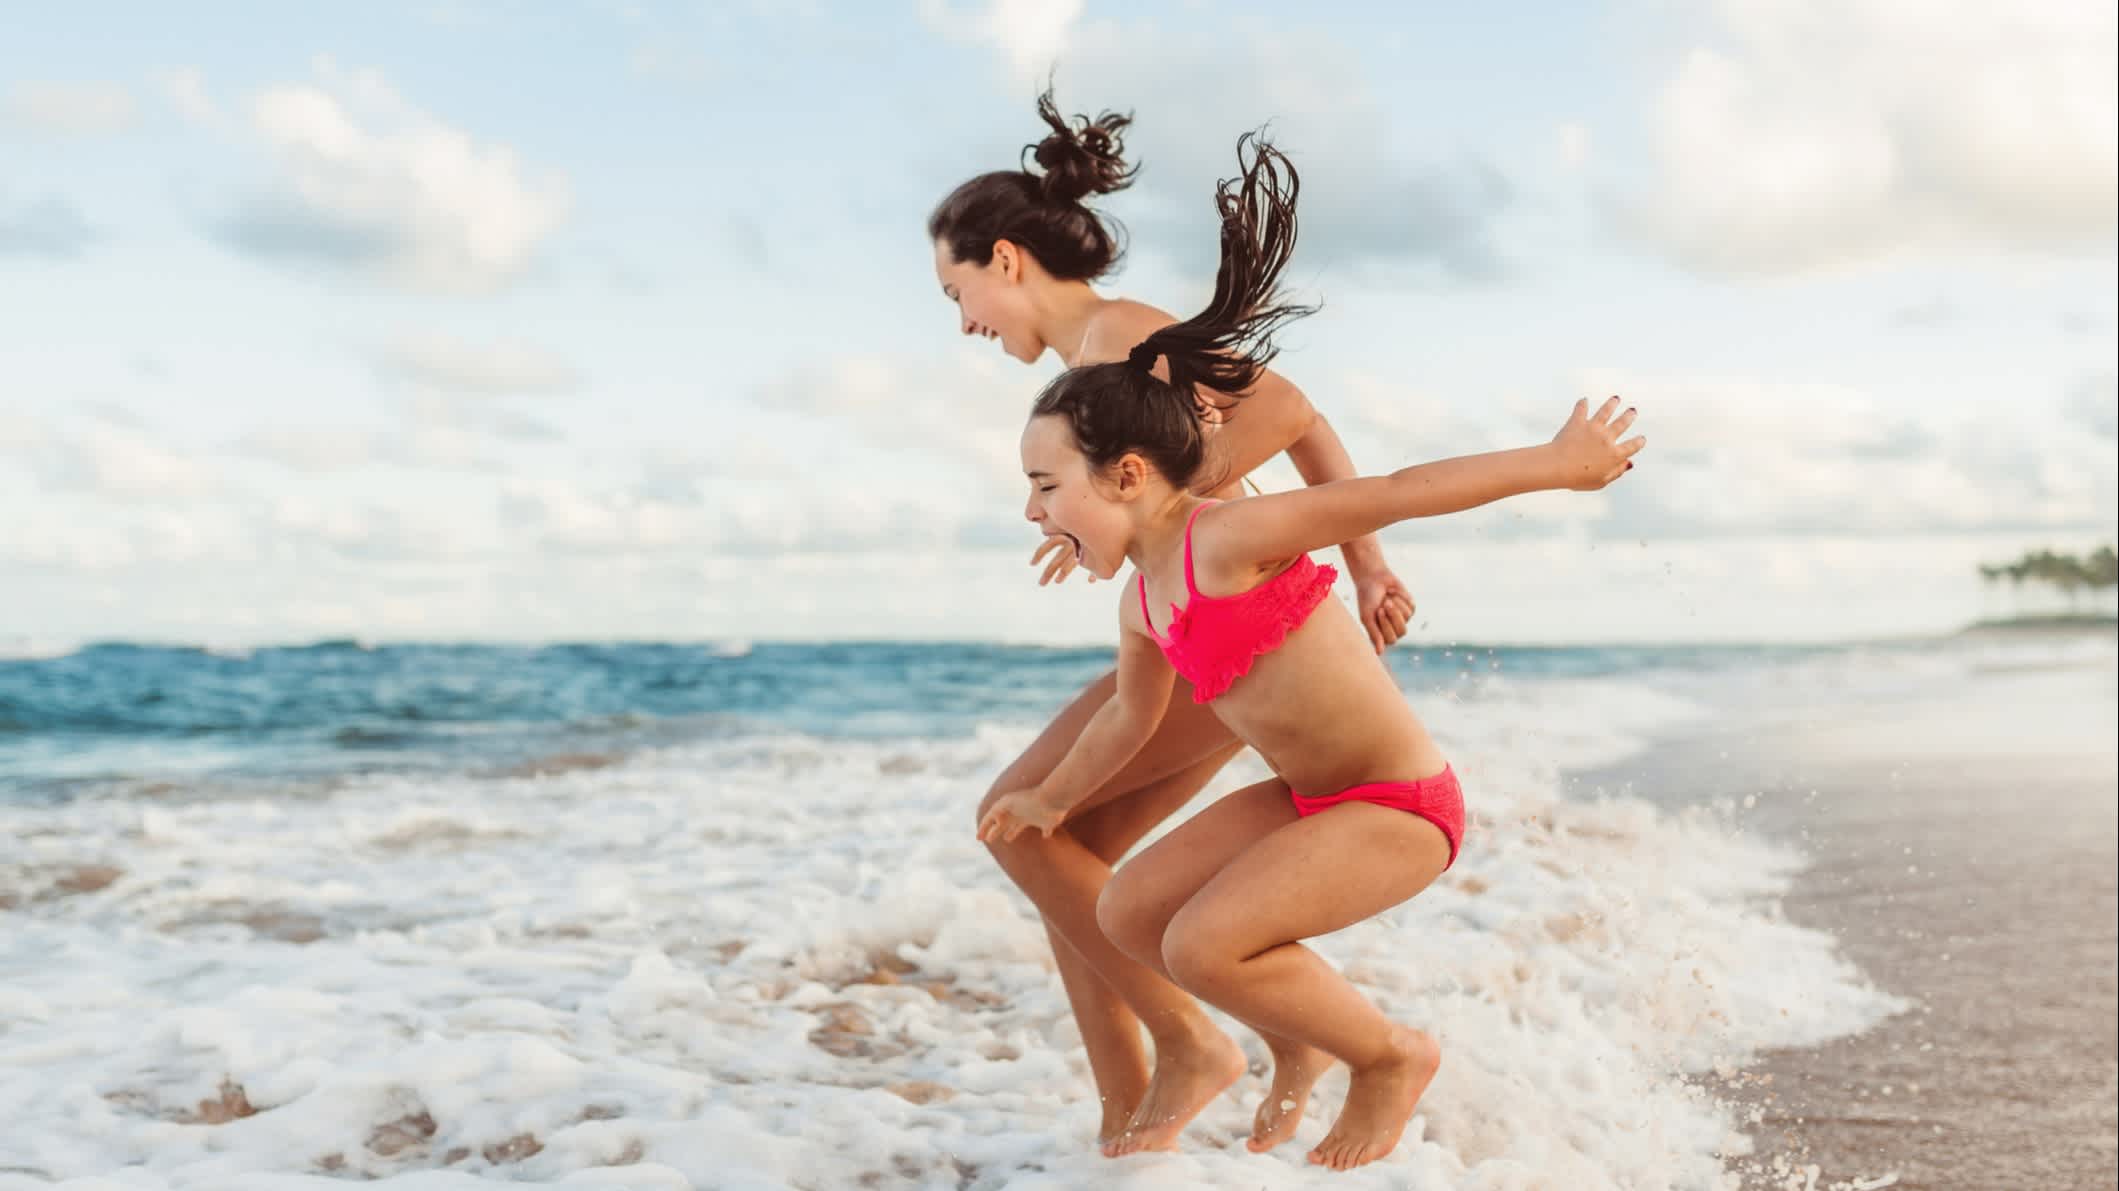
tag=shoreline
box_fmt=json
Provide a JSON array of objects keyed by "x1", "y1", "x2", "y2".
[{"x1": 1570, "y1": 660, "x2": 2118, "y2": 1189}]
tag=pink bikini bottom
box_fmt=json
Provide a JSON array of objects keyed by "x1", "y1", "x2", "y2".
[{"x1": 1289, "y1": 766, "x2": 1465, "y2": 869}]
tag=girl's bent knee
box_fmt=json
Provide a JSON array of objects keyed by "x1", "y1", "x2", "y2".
[
  {"x1": 1095, "y1": 877, "x2": 1155, "y2": 965},
  {"x1": 1159, "y1": 925, "x2": 1230, "y2": 992},
  {"x1": 1093, "y1": 879, "x2": 1131, "y2": 944}
]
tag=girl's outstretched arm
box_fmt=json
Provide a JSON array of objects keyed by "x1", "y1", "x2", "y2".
[
  {"x1": 1195, "y1": 397, "x2": 1645, "y2": 581},
  {"x1": 976, "y1": 589, "x2": 1179, "y2": 843}
]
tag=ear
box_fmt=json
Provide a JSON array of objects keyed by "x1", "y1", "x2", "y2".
[
  {"x1": 991, "y1": 238, "x2": 1024, "y2": 283},
  {"x1": 1111, "y1": 452, "x2": 1150, "y2": 499}
]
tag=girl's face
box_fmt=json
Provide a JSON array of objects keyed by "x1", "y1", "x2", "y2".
[
  {"x1": 934, "y1": 238, "x2": 1044, "y2": 364},
  {"x1": 1018, "y1": 415, "x2": 1137, "y2": 581}
]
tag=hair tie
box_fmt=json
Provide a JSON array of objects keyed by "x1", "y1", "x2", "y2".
[{"x1": 1126, "y1": 341, "x2": 1160, "y2": 372}]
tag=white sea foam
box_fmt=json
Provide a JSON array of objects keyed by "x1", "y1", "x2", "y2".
[{"x1": 0, "y1": 671, "x2": 1906, "y2": 1188}]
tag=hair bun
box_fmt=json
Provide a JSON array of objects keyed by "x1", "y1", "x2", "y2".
[{"x1": 1025, "y1": 86, "x2": 1138, "y2": 206}]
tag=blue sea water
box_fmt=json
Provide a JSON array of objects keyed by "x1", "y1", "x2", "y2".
[{"x1": 1, "y1": 637, "x2": 1841, "y2": 801}]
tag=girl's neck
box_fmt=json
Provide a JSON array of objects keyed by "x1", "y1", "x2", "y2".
[
  {"x1": 1032, "y1": 280, "x2": 1108, "y2": 367},
  {"x1": 1127, "y1": 492, "x2": 1211, "y2": 577}
]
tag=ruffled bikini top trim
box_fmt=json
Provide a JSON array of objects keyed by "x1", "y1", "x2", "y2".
[{"x1": 1138, "y1": 501, "x2": 1338, "y2": 703}]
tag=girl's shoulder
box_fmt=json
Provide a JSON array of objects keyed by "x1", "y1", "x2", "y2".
[{"x1": 1079, "y1": 298, "x2": 1179, "y2": 365}]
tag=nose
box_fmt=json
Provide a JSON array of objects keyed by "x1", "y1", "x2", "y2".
[
  {"x1": 961, "y1": 314, "x2": 979, "y2": 337},
  {"x1": 1024, "y1": 495, "x2": 1042, "y2": 524}
]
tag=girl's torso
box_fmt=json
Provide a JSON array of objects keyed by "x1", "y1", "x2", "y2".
[{"x1": 1136, "y1": 502, "x2": 1444, "y2": 794}]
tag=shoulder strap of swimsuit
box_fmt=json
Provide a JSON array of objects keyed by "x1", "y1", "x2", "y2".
[
  {"x1": 1136, "y1": 570, "x2": 1155, "y2": 633},
  {"x1": 1181, "y1": 500, "x2": 1217, "y2": 599}
]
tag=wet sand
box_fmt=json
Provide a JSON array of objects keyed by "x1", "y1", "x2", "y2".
[{"x1": 1574, "y1": 654, "x2": 2118, "y2": 1189}]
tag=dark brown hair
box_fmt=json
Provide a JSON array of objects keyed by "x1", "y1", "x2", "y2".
[
  {"x1": 928, "y1": 86, "x2": 1137, "y2": 281},
  {"x1": 1030, "y1": 132, "x2": 1314, "y2": 491}
]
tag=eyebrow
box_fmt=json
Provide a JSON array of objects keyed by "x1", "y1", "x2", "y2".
[{"x1": 1025, "y1": 469, "x2": 1053, "y2": 479}]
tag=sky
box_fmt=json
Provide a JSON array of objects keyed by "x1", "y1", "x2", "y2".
[{"x1": 2, "y1": 0, "x2": 2114, "y2": 647}]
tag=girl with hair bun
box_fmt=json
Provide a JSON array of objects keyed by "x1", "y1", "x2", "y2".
[
  {"x1": 930, "y1": 90, "x2": 1419, "y2": 1153},
  {"x1": 978, "y1": 132, "x2": 1646, "y2": 1167}
]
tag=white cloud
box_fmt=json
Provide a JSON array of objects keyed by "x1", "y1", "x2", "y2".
[
  {"x1": 2064, "y1": 371, "x2": 2117, "y2": 439},
  {"x1": 216, "y1": 60, "x2": 569, "y2": 293},
  {"x1": 0, "y1": 195, "x2": 95, "y2": 258},
  {"x1": 151, "y1": 66, "x2": 220, "y2": 126},
  {"x1": 1557, "y1": 123, "x2": 1592, "y2": 171},
  {"x1": 1573, "y1": 368, "x2": 2117, "y2": 537},
  {"x1": 266, "y1": 497, "x2": 467, "y2": 562},
  {"x1": 376, "y1": 333, "x2": 582, "y2": 395},
  {"x1": 28, "y1": 412, "x2": 214, "y2": 500},
  {"x1": 3, "y1": 80, "x2": 136, "y2": 135},
  {"x1": 1612, "y1": 0, "x2": 2118, "y2": 275},
  {"x1": 236, "y1": 425, "x2": 389, "y2": 472},
  {"x1": 919, "y1": 0, "x2": 1083, "y2": 81},
  {"x1": 763, "y1": 348, "x2": 1028, "y2": 482},
  {"x1": 931, "y1": 5, "x2": 1514, "y2": 283},
  {"x1": 482, "y1": 349, "x2": 1043, "y2": 561}
]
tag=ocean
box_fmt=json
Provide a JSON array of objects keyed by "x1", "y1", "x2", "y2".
[{"x1": 1, "y1": 632, "x2": 2111, "y2": 1188}]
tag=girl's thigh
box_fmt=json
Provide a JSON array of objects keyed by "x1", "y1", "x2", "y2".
[
  {"x1": 1100, "y1": 778, "x2": 1299, "y2": 941},
  {"x1": 1171, "y1": 803, "x2": 1452, "y2": 957}
]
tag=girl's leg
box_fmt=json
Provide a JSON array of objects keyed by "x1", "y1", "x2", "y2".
[
  {"x1": 1157, "y1": 802, "x2": 1453, "y2": 1171},
  {"x1": 975, "y1": 669, "x2": 1242, "y2": 1145},
  {"x1": 1095, "y1": 779, "x2": 1333, "y2": 1154},
  {"x1": 1031, "y1": 747, "x2": 1239, "y2": 1142}
]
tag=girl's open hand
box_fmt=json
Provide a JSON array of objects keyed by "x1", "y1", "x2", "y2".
[
  {"x1": 1030, "y1": 535, "x2": 1091, "y2": 586},
  {"x1": 977, "y1": 788, "x2": 1067, "y2": 844},
  {"x1": 1551, "y1": 396, "x2": 1646, "y2": 490}
]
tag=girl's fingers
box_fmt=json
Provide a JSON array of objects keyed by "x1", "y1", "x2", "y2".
[
  {"x1": 1595, "y1": 395, "x2": 1623, "y2": 424},
  {"x1": 1610, "y1": 406, "x2": 1638, "y2": 436}
]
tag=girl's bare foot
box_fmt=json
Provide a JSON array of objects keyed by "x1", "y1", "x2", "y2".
[
  {"x1": 1247, "y1": 1039, "x2": 1332, "y2": 1152},
  {"x1": 1102, "y1": 1024, "x2": 1246, "y2": 1157},
  {"x1": 1097, "y1": 1093, "x2": 1141, "y2": 1149},
  {"x1": 1307, "y1": 1026, "x2": 1440, "y2": 1172}
]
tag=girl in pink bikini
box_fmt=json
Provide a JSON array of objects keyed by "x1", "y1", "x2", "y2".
[
  {"x1": 978, "y1": 136, "x2": 1645, "y2": 1171},
  {"x1": 934, "y1": 88, "x2": 1417, "y2": 1155}
]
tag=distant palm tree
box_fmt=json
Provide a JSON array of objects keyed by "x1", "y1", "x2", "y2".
[{"x1": 1979, "y1": 544, "x2": 2119, "y2": 619}]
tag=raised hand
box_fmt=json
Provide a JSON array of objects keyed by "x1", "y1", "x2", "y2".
[{"x1": 1550, "y1": 396, "x2": 1646, "y2": 491}]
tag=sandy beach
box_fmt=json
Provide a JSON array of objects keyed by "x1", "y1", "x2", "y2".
[{"x1": 1575, "y1": 636, "x2": 2118, "y2": 1189}]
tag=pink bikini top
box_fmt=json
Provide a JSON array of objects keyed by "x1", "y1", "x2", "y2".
[{"x1": 1138, "y1": 501, "x2": 1339, "y2": 703}]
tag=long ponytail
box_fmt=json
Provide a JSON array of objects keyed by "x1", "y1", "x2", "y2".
[{"x1": 1030, "y1": 132, "x2": 1316, "y2": 490}]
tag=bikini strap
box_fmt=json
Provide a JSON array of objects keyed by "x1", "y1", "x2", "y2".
[
  {"x1": 1136, "y1": 570, "x2": 1154, "y2": 633},
  {"x1": 1180, "y1": 500, "x2": 1217, "y2": 598}
]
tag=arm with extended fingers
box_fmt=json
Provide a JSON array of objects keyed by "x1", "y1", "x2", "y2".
[{"x1": 1193, "y1": 397, "x2": 1645, "y2": 579}]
